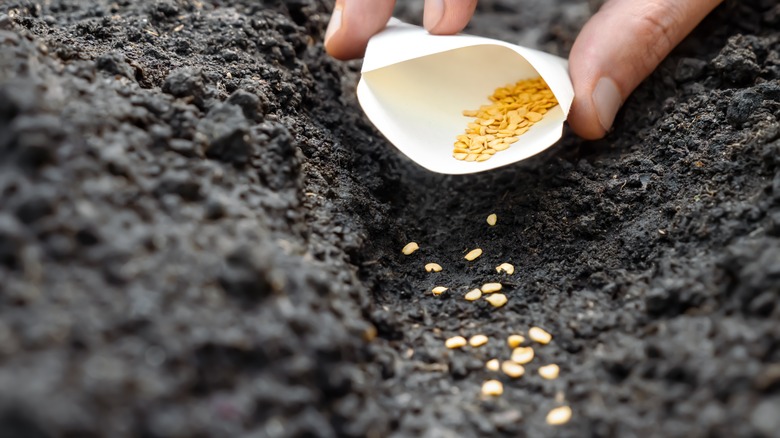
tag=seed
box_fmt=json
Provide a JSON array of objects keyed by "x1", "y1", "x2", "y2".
[
  {"x1": 431, "y1": 286, "x2": 448, "y2": 296},
  {"x1": 465, "y1": 154, "x2": 478, "y2": 162},
  {"x1": 501, "y1": 361, "x2": 526, "y2": 378},
  {"x1": 485, "y1": 293, "x2": 507, "y2": 308},
  {"x1": 539, "y1": 364, "x2": 560, "y2": 380},
  {"x1": 503, "y1": 137, "x2": 518, "y2": 143},
  {"x1": 529, "y1": 327, "x2": 552, "y2": 345},
  {"x1": 464, "y1": 248, "x2": 482, "y2": 261},
  {"x1": 511, "y1": 346, "x2": 534, "y2": 364},
  {"x1": 525, "y1": 111, "x2": 543, "y2": 122},
  {"x1": 486, "y1": 358, "x2": 500, "y2": 371},
  {"x1": 453, "y1": 153, "x2": 468, "y2": 160},
  {"x1": 465, "y1": 289, "x2": 482, "y2": 301},
  {"x1": 507, "y1": 334, "x2": 525, "y2": 348},
  {"x1": 481, "y1": 380, "x2": 504, "y2": 397},
  {"x1": 492, "y1": 143, "x2": 510, "y2": 151},
  {"x1": 454, "y1": 78, "x2": 557, "y2": 162},
  {"x1": 425, "y1": 263, "x2": 443, "y2": 272},
  {"x1": 496, "y1": 263, "x2": 515, "y2": 275},
  {"x1": 445, "y1": 336, "x2": 467, "y2": 349},
  {"x1": 481, "y1": 283, "x2": 502, "y2": 293},
  {"x1": 486, "y1": 213, "x2": 497, "y2": 226},
  {"x1": 402, "y1": 242, "x2": 419, "y2": 255},
  {"x1": 546, "y1": 406, "x2": 572, "y2": 426},
  {"x1": 469, "y1": 334, "x2": 489, "y2": 347}
]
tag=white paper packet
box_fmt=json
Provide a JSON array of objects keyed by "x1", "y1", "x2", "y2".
[{"x1": 356, "y1": 19, "x2": 574, "y2": 175}]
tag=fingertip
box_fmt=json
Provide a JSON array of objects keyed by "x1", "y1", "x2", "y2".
[
  {"x1": 566, "y1": 0, "x2": 721, "y2": 139},
  {"x1": 324, "y1": 0, "x2": 395, "y2": 61},
  {"x1": 567, "y1": 97, "x2": 609, "y2": 140},
  {"x1": 424, "y1": 0, "x2": 477, "y2": 35}
]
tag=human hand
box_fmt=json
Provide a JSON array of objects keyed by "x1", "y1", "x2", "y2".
[{"x1": 323, "y1": 0, "x2": 722, "y2": 140}]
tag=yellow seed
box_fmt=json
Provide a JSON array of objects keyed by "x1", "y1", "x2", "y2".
[
  {"x1": 511, "y1": 346, "x2": 534, "y2": 364},
  {"x1": 485, "y1": 358, "x2": 500, "y2": 371},
  {"x1": 453, "y1": 148, "x2": 469, "y2": 154},
  {"x1": 546, "y1": 406, "x2": 572, "y2": 426},
  {"x1": 529, "y1": 327, "x2": 552, "y2": 345},
  {"x1": 492, "y1": 143, "x2": 510, "y2": 151},
  {"x1": 425, "y1": 263, "x2": 443, "y2": 273},
  {"x1": 481, "y1": 283, "x2": 502, "y2": 293},
  {"x1": 481, "y1": 379, "x2": 504, "y2": 396},
  {"x1": 485, "y1": 293, "x2": 507, "y2": 308},
  {"x1": 525, "y1": 111, "x2": 543, "y2": 122},
  {"x1": 445, "y1": 336, "x2": 467, "y2": 349},
  {"x1": 453, "y1": 153, "x2": 468, "y2": 160},
  {"x1": 469, "y1": 334, "x2": 489, "y2": 347},
  {"x1": 465, "y1": 289, "x2": 482, "y2": 301},
  {"x1": 402, "y1": 242, "x2": 419, "y2": 255},
  {"x1": 539, "y1": 364, "x2": 560, "y2": 380},
  {"x1": 486, "y1": 213, "x2": 497, "y2": 226},
  {"x1": 501, "y1": 361, "x2": 525, "y2": 378},
  {"x1": 455, "y1": 78, "x2": 555, "y2": 162},
  {"x1": 464, "y1": 248, "x2": 482, "y2": 261},
  {"x1": 431, "y1": 286, "x2": 448, "y2": 296},
  {"x1": 507, "y1": 334, "x2": 525, "y2": 348},
  {"x1": 496, "y1": 263, "x2": 515, "y2": 275}
]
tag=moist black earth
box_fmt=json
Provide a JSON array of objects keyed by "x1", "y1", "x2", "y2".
[{"x1": 1, "y1": 0, "x2": 779, "y2": 437}]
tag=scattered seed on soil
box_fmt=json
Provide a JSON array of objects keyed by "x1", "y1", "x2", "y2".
[
  {"x1": 496, "y1": 263, "x2": 515, "y2": 275},
  {"x1": 465, "y1": 289, "x2": 483, "y2": 301},
  {"x1": 431, "y1": 286, "x2": 448, "y2": 296},
  {"x1": 487, "y1": 214, "x2": 497, "y2": 226},
  {"x1": 486, "y1": 359, "x2": 500, "y2": 371},
  {"x1": 454, "y1": 77, "x2": 559, "y2": 162},
  {"x1": 481, "y1": 380, "x2": 504, "y2": 397},
  {"x1": 529, "y1": 327, "x2": 552, "y2": 344},
  {"x1": 501, "y1": 361, "x2": 526, "y2": 378},
  {"x1": 481, "y1": 283, "x2": 502, "y2": 293},
  {"x1": 539, "y1": 364, "x2": 560, "y2": 380},
  {"x1": 546, "y1": 406, "x2": 572, "y2": 426},
  {"x1": 464, "y1": 248, "x2": 483, "y2": 261},
  {"x1": 445, "y1": 336, "x2": 467, "y2": 349},
  {"x1": 485, "y1": 293, "x2": 508, "y2": 308},
  {"x1": 402, "y1": 242, "x2": 419, "y2": 255},
  {"x1": 511, "y1": 346, "x2": 535, "y2": 364},
  {"x1": 507, "y1": 334, "x2": 525, "y2": 348},
  {"x1": 469, "y1": 335, "x2": 489, "y2": 347},
  {"x1": 425, "y1": 263, "x2": 443, "y2": 272}
]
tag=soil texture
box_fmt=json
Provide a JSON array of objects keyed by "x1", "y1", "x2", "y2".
[{"x1": 0, "y1": 0, "x2": 779, "y2": 437}]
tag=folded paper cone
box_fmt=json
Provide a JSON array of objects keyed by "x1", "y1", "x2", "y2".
[{"x1": 357, "y1": 19, "x2": 574, "y2": 175}]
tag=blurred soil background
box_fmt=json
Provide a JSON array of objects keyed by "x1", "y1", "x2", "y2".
[{"x1": 0, "y1": 0, "x2": 779, "y2": 436}]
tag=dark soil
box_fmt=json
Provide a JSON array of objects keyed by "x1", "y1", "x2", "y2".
[{"x1": 1, "y1": 0, "x2": 779, "y2": 437}]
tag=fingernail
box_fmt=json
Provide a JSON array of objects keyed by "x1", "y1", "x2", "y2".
[
  {"x1": 592, "y1": 77, "x2": 622, "y2": 132},
  {"x1": 324, "y1": 5, "x2": 342, "y2": 47},
  {"x1": 424, "y1": 0, "x2": 445, "y2": 31}
]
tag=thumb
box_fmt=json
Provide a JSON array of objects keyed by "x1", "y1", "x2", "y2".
[{"x1": 567, "y1": 0, "x2": 722, "y2": 140}]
